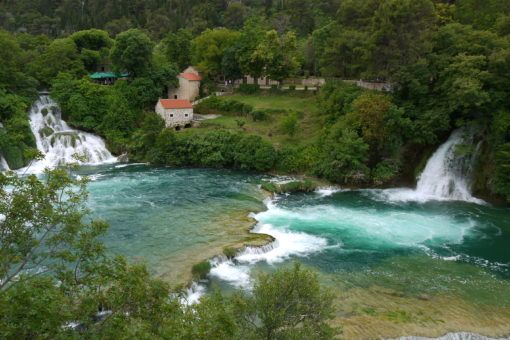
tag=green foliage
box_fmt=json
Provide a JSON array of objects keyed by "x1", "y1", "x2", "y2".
[
  {"x1": 0, "y1": 91, "x2": 36, "y2": 169},
  {"x1": 280, "y1": 111, "x2": 299, "y2": 137},
  {"x1": 194, "y1": 96, "x2": 253, "y2": 116},
  {"x1": 110, "y1": 29, "x2": 154, "y2": 77},
  {"x1": 29, "y1": 38, "x2": 85, "y2": 86},
  {"x1": 161, "y1": 29, "x2": 192, "y2": 70},
  {"x1": 243, "y1": 263, "x2": 336, "y2": 339},
  {"x1": 237, "y1": 83, "x2": 260, "y2": 94},
  {"x1": 191, "y1": 28, "x2": 240, "y2": 80},
  {"x1": 261, "y1": 180, "x2": 318, "y2": 194},
  {"x1": 222, "y1": 247, "x2": 237, "y2": 259},
  {"x1": 0, "y1": 30, "x2": 39, "y2": 97},
  {"x1": 317, "y1": 125, "x2": 370, "y2": 184},
  {"x1": 254, "y1": 30, "x2": 300, "y2": 82},
  {"x1": 318, "y1": 81, "x2": 363, "y2": 123},
  {"x1": 191, "y1": 261, "x2": 212, "y2": 280},
  {"x1": 136, "y1": 129, "x2": 276, "y2": 172}
]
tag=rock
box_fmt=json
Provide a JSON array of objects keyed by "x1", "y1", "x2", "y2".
[{"x1": 117, "y1": 153, "x2": 129, "y2": 163}]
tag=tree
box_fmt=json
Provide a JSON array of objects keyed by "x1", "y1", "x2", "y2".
[
  {"x1": 162, "y1": 28, "x2": 193, "y2": 70},
  {"x1": 368, "y1": 0, "x2": 436, "y2": 79},
  {"x1": 191, "y1": 28, "x2": 240, "y2": 80},
  {"x1": 29, "y1": 38, "x2": 85, "y2": 86},
  {"x1": 0, "y1": 30, "x2": 38, "y2": 97},
  {"x1": 254, "y1": 30, "x2": 300, "y2": 82},
  {"x1": 318, "y1": 123, "x2": 370, "y2": 183},
  {"x1": 110, "y1": 29, "x2": 154, "y2": 77},
  {"x1": 233, "y1": 263, "x2": 336, "y2": 339},
  {"x1": 223, "y1": 2, "x2": 248, "y2": 29},
  {"x1": 236, "y1": 17, "x2": 268, "y2": 81}
]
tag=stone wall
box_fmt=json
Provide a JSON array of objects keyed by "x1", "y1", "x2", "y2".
[
  {"x1": 155, "y1": 102, "x2": 193, "y2": 128},
  {"x1": 168, "y1": 77, "x2": 200, "y2": 102}
]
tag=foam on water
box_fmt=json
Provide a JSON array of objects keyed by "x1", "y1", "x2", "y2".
[
  {"x1": 236, "y1": 223, "x2": 329, "y2": 264},
  {"x1": 209, "y1": 257, "x2": 252, "y2": 289},
  {"x1": 181, "y1": 282, "x2": 206, "y2": 305},
  {"x1": 255, "y1": 199, "x2": 474, "y2": 249},
  {"x1": 21, "y1": 96, "x2": 116, "y2": 174},
  {"x1": 315, "y1": 186, "x2": 344, "y2": 197}
]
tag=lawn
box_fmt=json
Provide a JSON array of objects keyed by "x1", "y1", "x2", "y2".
[{"x1": 196, "y1": 91, "x2": 325, "y2": 148}]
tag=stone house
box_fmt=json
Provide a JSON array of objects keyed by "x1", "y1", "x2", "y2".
[
  {"x1": 155, "y1": 99, "x2": 193, "y2": 130},
  {"x1": 168, "y1": 66, "x2": 202, "y2": 102}
]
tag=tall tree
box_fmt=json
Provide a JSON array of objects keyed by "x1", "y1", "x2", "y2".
[{"x1": 110, "y1": 29, "x2": 154, "y2": 77}]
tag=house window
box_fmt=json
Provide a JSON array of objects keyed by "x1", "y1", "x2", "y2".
[
  {"x1": 185, "y1": 114, "x2": 188, "y2": 117},
  {"x1": 170, "y1": 114, "x2": 174, "y2": 117}
]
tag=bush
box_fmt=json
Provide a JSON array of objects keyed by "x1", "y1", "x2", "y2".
[
  {"x1": 223, "y1": 247, "x2": 237, "y2": 259},
  {"x1": 250, "y1": 110, "x2": 269, "y2": 121},
  {"x1": 289, "y1": 85, "x2": 296, "y2": 91},
  {"x1": 280, "y1": 112, "x2": 299, "y2": 137},
  {"x1": 194, "y1": 97, "x2": 253, "y2": 116},
  {"x1": 304, "y1": 85, "x2": 308, "y2": 91},
  {"x1": 191, "y1": 260, "x2": 212, "y2": 280},
  {"x1": 237, "y1": 84, "x2": 260, "y2": 94}
]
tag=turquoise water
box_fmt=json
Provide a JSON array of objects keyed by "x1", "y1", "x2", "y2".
[
  {"x1": 80, "y1": 165, "x2": 510, "y2": 333},
  {"x1": 81, "y1": 164, "x2": 265, "y2": 281}
]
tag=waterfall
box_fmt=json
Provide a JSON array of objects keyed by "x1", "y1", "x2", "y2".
[
  {"x1": 415, "y1": 129, "x2": 479, "y2": 201},
  {"x1": 22, "y1": 95, "x2": 116, "y2": 174},
  {"x1": 0, "y1": 155, "x2": 10, "y2": 171},
  {"x1": 372, "y1": 129, "x2": 482, "y2": 203}
]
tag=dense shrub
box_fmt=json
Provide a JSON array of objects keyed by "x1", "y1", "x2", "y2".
[
  {"x1": 237, "y1": 84, "x2": 260, "y2": 94},
  {"x1": 194, "y1": 96, "x2": 253, "y2": 116},
  {"x1": 141, "y1": 129, "x2": 277, "y2": 172}
]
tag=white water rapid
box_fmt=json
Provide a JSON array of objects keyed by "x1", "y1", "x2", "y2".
[
  {"x1": 372, "y1": 129, "x2": 483, "y2": 203},
  {"x1": 415, "y1": 129, "x2": 479, "y2": 200},
  {"x1": 22, "y1": 96, "x2": 116, "y2": 173}
]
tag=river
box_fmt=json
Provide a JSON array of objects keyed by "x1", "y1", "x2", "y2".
[{"x1": 20, "y1": 96, "x2": 510, "y2": 338}]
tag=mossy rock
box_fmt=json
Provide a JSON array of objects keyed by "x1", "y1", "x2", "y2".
[
  {"x1": 41, "y1": 108, "x2": 49, "y2": 116},
  {"x1": 261, "y1": 179, "x2": 318, "y2": 194},
  {"x1": 39, "y1": 127, "x2": 54, "y2": 137},
  {"x1": 223, "y1": 247, "x2": 238, "y2": 259},
  {"x1": 191, "y1": 260, "x2": 212, "y2": 280}
]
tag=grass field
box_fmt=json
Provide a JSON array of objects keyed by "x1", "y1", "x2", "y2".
[{"x1": 196, "y1": 91, "x2": 324, "y2": 148}]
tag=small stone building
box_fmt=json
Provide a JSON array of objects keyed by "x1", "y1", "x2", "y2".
[
  {"x1": 155, "y1": 99, "x2": 193, "y2": 130},
  {"x1": 168, "y1": 66, "x2": 202, "y2": 102}
]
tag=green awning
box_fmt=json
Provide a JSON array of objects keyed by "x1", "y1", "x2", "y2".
[{"x1": 89, "y1": 72, "x2": 129, "y2": 80}]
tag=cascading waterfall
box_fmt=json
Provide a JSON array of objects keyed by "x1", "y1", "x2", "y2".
[
  {"x1": 23, "y1": 95, "x2": 116, "y2": 173},
  {"x1": 415, "y1": 129, "x2": 479, "y2": 201},
  {"x1": 373, "y1": 129, "x2": 482, "y2": 203},
  {"x1": 0, "y1": 155, "x2": 10, "y2": 171}
]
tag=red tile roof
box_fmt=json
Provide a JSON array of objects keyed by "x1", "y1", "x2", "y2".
[
  {"x1": 179, "y1": 72, "x2": 202, "y2": 81},
  {"x1": 159, "y1": 99, "x2": 193, "y2": 109}
]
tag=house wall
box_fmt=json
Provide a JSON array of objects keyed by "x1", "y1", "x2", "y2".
[
  {"x1": 168, "y1": 77, "x2": 200, "y2": 102},
  {"x1": 156, "y1": 102, "x2": 193, "y2": 128}
]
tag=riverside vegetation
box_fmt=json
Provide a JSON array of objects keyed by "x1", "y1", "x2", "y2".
[{"x1": 1, "y1": 0, "x2": 510, "y2": 338}]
